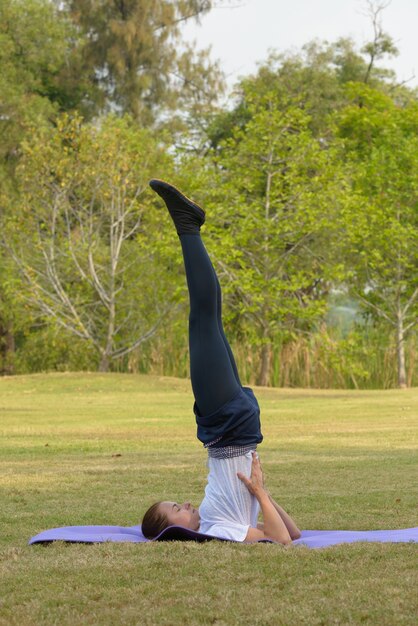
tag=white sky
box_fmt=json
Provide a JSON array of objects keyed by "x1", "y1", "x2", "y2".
[{"x1": 182, "y1": 0, "x2": 417, "y2": 89}]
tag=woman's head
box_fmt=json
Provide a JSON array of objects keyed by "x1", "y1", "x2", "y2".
[{"x1": 141, "y1": 501, "x2": 200, "y2": 539}]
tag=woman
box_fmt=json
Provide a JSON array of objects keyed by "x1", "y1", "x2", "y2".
[{"x1": 142, "y1": 180, "x2": 300, "y2": 544}]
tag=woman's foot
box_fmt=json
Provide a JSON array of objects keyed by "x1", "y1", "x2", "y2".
[{"x1": 149, "y1": 179, "x2": 205, "y2": 235}]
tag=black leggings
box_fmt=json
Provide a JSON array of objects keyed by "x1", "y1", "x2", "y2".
[{"x1": 180, "y1": 234, "x2": 241, "y2": 416}]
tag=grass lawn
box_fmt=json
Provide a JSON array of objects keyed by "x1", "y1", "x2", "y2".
[{"x1": 0, "y1": 373, "x2": 417, "y2": 625}]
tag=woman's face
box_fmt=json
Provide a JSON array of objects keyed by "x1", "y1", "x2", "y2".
[{"x1": 158, "y1": 501, "x2": 200, "y2": 530}]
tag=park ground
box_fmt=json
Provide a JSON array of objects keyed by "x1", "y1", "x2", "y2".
[{"x1": 0, "y1": 373, "x2": 417, "y2": 625}]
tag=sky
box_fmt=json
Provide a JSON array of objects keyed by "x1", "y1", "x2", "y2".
[{"x1": 182, "y1": 0, "x2": 417, "y2": 89}]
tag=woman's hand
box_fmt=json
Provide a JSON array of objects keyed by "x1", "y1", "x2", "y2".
[{"x1": 237, "y1": 452, "x2": 265, "y2": 497}]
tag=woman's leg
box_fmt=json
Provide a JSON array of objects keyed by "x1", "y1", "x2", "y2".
[
  {"x1": 214, "y1": 272, "x2": 241, "y2": 387},
  {"x1": 148, "y1": 178, "x2": 241, "y2": 415},
  {"x1": 180, "y1": 234, "x2": 240, "y2": 416}
]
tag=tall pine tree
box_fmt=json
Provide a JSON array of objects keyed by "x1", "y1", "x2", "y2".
[{"x1": 63, "y1": 0, "x2": 224, "y2": 124}]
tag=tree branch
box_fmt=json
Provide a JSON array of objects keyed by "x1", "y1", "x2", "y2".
[
  {"x1": 354, "y1": 291, "x2": 396, "y2": 325},
  {"x1": 402, "y1": 287, "x2": 418, "y2": 317},
  {"x1": 111, "y1": 306, "x2": 173, "y2": 359}
]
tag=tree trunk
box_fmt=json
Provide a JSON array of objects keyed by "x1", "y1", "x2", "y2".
[
  {"x1": 4, "y1": 328, "x2": 15, "y2": 375},
  {"x1": 396, "y1": 304, "x2": 407, "y2": 389},
  {"x1": 257, "y1": 164, "x2": 273, "y2": 388},
  {"x1": 98, "y1": 353, "x2": 110, "y2": 372},
  {"x1": 258, "y1": 342, "x2": 271, "y2": 386},
  {"x1": 0, "y1": 320, "x2": 15, "y2": 376}
]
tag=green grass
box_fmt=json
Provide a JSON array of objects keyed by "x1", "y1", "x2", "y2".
[{"x1": 0, "y1": 373, "x2": 417, "y2": 625}]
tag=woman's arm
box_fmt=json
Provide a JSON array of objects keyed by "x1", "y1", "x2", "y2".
[
  {"x1": 257, "y1": 497, "x2": 300, "y2": 540},
  {"x1": 267, "y1": 496, "x2": 301, "y2": 540},
  {"x1": 237, "y1": 453, "x2": 292, "y2": 545},
  {"x1": 252, "y1": 491, "x2": 292, "y2": 544}
]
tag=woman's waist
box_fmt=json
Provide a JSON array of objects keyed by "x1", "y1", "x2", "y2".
[{"x1": 207, "y1": 444, "x2": 257, "y2": 458}]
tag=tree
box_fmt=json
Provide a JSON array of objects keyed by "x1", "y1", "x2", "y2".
[
  {"x1": 4, "y1": 115, "x2": 181, "y2": 371},
  {"x1": 337, "y1": 84, "x2": 418, "y2": 387},
  {"x1": 0, "y1": 0, "x2": 98, "y2": 372},
  {"x1": 0, "y1": 0, "x2": 94, "y2": 169},
  {"x1": 62, "y1": 0, "x2": 225, "y2": 124},
  {"x1": 361, "y1": 0, "x2": 399, "y2": 84},
  {"x1": 199, "y1": 86, "x2": 345, "y2": 385},
  {"x1": 0, "y1": 255, "x2": 18, "y2": 375},
  {"x1": 204, "y1": 8, "x2": 403, "y2": 153}
]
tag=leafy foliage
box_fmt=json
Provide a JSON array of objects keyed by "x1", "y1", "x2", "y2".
[
  {"x1": 0, "y1": 1, "x2": 417, "y2": 386},
  {"x1": 62, "y1": 0, "x2": 225, "y2": 125},
  {"x1": 337, "y1": 84, "x2": 418, "y2": 386},
  {"x1": 200, "y1": 86, "x2": 347, "y2": 383},
  {"x1": 5, "y1": 115, "x2": 181, "y2": 370}
]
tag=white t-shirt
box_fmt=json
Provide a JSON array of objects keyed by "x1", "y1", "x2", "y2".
[{"x1": 198, "y1": 450, "x2": 260, "y2": 541}]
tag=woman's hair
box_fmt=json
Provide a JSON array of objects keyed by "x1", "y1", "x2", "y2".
[{"x1": 141, "y1": 501, "x2": 170, "y2": 539}]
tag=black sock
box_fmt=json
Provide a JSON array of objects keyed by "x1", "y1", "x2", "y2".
[{"x1": 149, "y1": 179, "x2": 205, "y2": 235}]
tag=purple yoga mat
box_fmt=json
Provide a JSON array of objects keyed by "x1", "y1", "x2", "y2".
[{"x1": 28, "y1": 525, "x2": 418, "y2": 548}]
